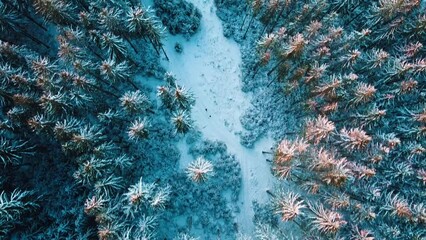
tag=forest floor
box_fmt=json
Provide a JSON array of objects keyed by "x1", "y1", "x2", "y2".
[{"x1": 158, "y1": 0, "x2": 276, "y2": 235}]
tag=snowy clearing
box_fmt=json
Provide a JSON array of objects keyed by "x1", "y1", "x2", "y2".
[{"x1": 159, "y1": 0, "x2": 276, "y2": 234}]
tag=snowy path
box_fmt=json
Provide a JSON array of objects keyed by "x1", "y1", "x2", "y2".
[{"x1": 159, "y1": 0, "x2": 276, "y2": 234}]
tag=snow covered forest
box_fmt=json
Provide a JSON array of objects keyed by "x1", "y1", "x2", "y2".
[{"x1": 0, "y1": 0, "x2": 425, "y2": 239}]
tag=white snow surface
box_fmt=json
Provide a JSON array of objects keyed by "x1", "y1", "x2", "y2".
[{"x1": 159, "y1": 0, "x2": 276, "y2": 234}]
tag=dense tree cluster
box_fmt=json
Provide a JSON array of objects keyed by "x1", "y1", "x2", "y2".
[
  {"x1": 215, "y1": 0, "x2": 426, "y2": 239},
  {"x1": 153, "y1": 0, "x2": 202, "y2": 38},
  {"x1": 0, "y1": 0, "x2": 200, "y2": 238},
  {"x1": 231, "y1": 0, "x2": 426, "y2": 239}
]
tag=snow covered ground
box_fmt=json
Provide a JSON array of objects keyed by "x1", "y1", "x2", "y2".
[{"x1": 159, "y1": 0, "x2": 277, "y2": 234}]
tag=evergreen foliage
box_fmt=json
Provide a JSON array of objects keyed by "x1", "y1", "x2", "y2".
[
  {"x1": 216, "y1": 0, "x2": 426, "y2": 238},
  {"x1": 0, "y1": 0, "x2": 200, "y2": 238},
  {"x1": 153, "y1": 0, "x2": 202, "y2": 38}
]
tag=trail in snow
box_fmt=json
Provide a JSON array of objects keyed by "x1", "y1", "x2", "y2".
[{"x1": 159, "y1": 0, "x2": 276, "y2": 234}]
